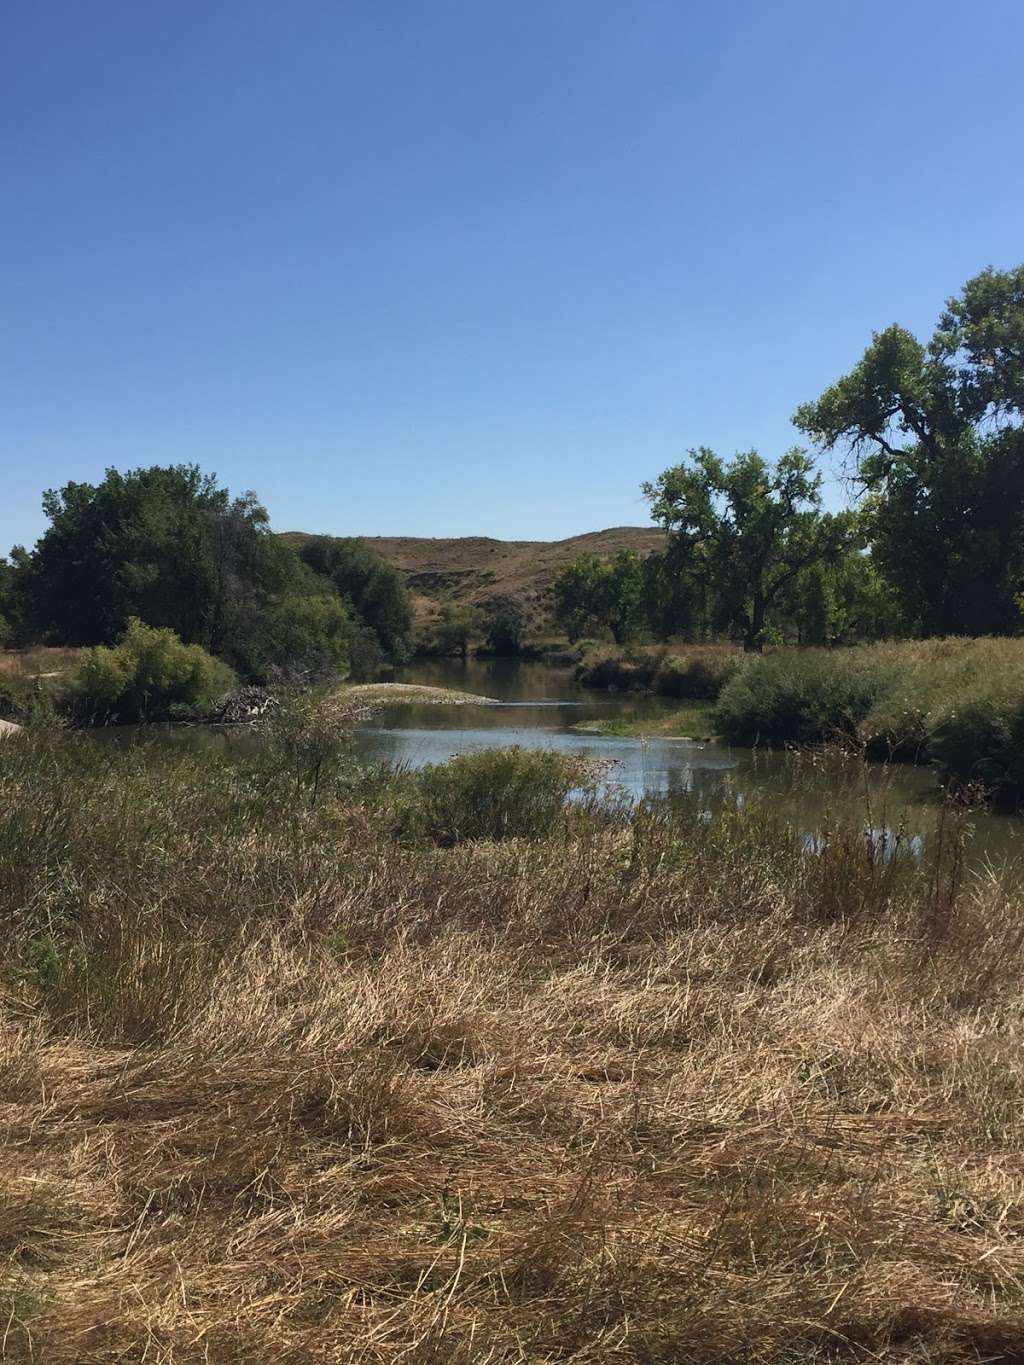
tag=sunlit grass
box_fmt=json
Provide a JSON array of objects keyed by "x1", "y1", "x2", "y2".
[{"x1": 1, "y1": 726, "x2": 1023, "y2": 1361}]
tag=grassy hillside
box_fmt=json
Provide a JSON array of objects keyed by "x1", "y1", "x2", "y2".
[{"x1": 281, "y1": 527, "x2": 665, "y2": 627}]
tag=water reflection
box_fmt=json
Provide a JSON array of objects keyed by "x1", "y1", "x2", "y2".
[
  {"x1": 83, "y1": 657, "x2": 1022, "y2": 869},
  {"x1": 368, "y1": 658, "x2": 1022, "y2": 868}
]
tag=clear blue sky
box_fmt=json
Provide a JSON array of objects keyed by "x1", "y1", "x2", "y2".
[{"x1": 3, "y1": 1, "x2": 1022, "y2": 552}]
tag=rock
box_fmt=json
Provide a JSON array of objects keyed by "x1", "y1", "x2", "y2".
[{"x1": 0, "y1": 718, "x2": 23, "y2": 738}]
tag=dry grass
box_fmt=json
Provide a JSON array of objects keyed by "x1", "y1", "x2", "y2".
[
  {"x1": 342, "y1": 683, "x2": 499, "y2": 706},
  {"x1": 2, "y1": 731, "x2": 1024, "y2": 1362},
  {"x1": 0, "y1": 646, "x2": 82, "y2": 679}
]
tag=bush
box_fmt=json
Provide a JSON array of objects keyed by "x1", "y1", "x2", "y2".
[
  {"x1": 397, "y1": 747, "x2": 591, "y2": 845},
  {"x1": 246, "y1": 591, "x2": 352, "y2": 682},
  {"x1": 653, "y1": 648, "x2": 744, "y2": 699},
  {"x1": 929, "y1": 693, "x2": 1024, "y2": 808},
  {"x1": 577, "y1": 645, "x2": 743, "y2": 699},
  {"x1": 74, "y1": 619, "x2": 235, "y2": 723},
  {"x1": 712, "y1": 639, "x2": 1024, "y2": 806},
  {"x1": 714, "y1": 651, "x2": 890, "y2": 747}
]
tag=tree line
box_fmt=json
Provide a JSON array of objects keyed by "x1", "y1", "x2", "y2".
[
  {"x1": 0, "y1": 465, "x2": 418, "y2": 680},
  {"x1": 0, "y1": 467, "x2": 536, "y2": 678},
  {"x1": 3, "y1": 265, "x2": 1021, "y2": 670},
  {"x1": 554, "y1": 265, "x2": 1024, "y2": 650}
]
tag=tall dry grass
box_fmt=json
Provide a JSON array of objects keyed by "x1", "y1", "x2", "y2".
[
  {"x1": 715, "y1": 638, "x2": 1024, "y2": 806},
  {"x1": 1, "y1": 730, "x2": 1024, "y2": 1361}
]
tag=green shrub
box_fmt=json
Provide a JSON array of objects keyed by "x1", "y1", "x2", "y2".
[
  {"x1": 74, "y1": 619, "x2": 234, "y2": 723},
  {"x1": 576, "y1": 646, "x2": 669, "y2": 692},
  {"x1": 929, "y1": 694, "x2": 1024, "y2": 808},
  {"x1": 398, "y1": 747, "x2": 591, "y2": 846},
  {"x1": 714, "y1": 651, "x2": 888, "y2": 747},
  {"x1": 653, "y1": 649, "x2": 744, "y2": 699},
  {"x1": 712, "y1": 639, "x2": 1024, "y2": 806},
  {"x1": 577, "y1": 645, "x2": 743, "y2": 700}
]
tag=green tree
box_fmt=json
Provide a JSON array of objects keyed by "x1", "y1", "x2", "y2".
[
  {"x1": 553, "y1": 550, "x2": 646, "y2": 644},
  {"x1": 432, "y1": 602, "x2": 483, "y2": 657},
  {"x1": 794, "y1": 265, "x2": 1024, "y2": 636},
  {"x1": 299, "y1": 537, "x2": 414, "y2": 664},
  {"x1": 23, "y1": 466, "x2": 293, "y2": 657},
  {"x1": 482, "y1": 595, "x2": 527, "y2": 656},
  {"x1": 641, "y1": 549, "x2": 709, "y2": 641},
  {"x1": 243, "y1": 582, "x2": 353, "y2": 682},
  {"x1": 644, "y1": 448, "x2": 852, "y2": 651}
]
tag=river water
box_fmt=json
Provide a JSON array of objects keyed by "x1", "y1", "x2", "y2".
[
  {"x1": 86, "y1": 658, "x2": 1022, "y2": 867},
  {"x1": 356, "y1": 658, "x2": 1023, "y2": 867}
]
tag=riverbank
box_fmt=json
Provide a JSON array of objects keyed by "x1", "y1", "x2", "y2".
[
  {"x1": 342, "y1": 681, "x2": 499, "y2": 706},
  {"x1": 2, "y1": 730, "x2": 1023, "y2": 1361},
  {"x1": 576, "y1": 638, "x2": 1024, "y2": 807}
]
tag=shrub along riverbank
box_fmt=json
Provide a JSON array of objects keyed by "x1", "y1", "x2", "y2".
[
  {"x1": 577, "y1": 638, "x2": 1024, "y2": 807},
  {"x1": 1, "y1": 723, "x2": 1024, "y2": 1360}
]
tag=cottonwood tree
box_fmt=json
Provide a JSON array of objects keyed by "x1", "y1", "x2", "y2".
[
  {"x1": 25, "y1": 466, "x2": 294, "y2": 652},
  {"x1": 18, "y1": 465, "x2": 358, "y2": 680},
  {"x1": 644, "y1": 448, "x2": 852, "y2": 651},
  {"x1": 299, "y1": 537, "x2": 415, "y2": 664},
  {"x1": 794, "y1": 265, "x2": 1024, "y2": 636},
  {"x1": 553, "y1": 550, "x2": 646, "y2": 644},
  {"x1": 432, "y1": 602, "x2": 483, "y2": 657}
]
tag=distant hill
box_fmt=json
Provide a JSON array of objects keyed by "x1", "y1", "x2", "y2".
[{"x1": 279, "y1": 526, "x2": 665, "y2": 628}]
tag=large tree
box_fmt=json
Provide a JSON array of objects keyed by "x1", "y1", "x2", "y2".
[
  {"x1": 553, "y1": 550, "x2": 645, "y2": 644},
  {"x1": 20, "y1": 465, "x2": 354, "y2": 679},
  {"x1": 794, "y1": 265, "x2": 1024, "y2": 636},
  {"x1": 644, "y1": 448, "x2": 852, "y2": 650},
  {"x1": 299, "y1": 537, "x2": 415, "y2": 664},
  {"x1": 25, "y1": 465, "x2": 291, "y2": 651}
]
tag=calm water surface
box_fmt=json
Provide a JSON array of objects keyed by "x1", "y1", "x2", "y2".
[
  {"x1": 91, "y1": 658, "x2": 1022, "y2": 868},
  {"x1": 361, "y1": 659, "x2": 1023, "y2": 867}
]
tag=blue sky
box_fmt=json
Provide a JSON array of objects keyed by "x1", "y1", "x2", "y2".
[{"x1": 2, "y1": 1, "x2": 1022, "y2": 551}]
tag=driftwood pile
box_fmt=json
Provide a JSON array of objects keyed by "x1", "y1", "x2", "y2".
[{"x1": 213, "y1": 686, "x2": 279, "y2": 724}]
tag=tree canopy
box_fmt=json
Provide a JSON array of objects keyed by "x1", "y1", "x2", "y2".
[
  {"x1": 298, "y1": 536, "x2": 415, "y2": 664},
  {"x1": 644, "y1": 448, "x2": 853, "y2": 650},
  {"x1": 794, "y1": 266, "x2": 1024, "y2": 636},
  {"x1": 553, "y1": 550, "x2": 646, "y2": 644},
  {"x1": 5, "y1": 466, "x2": 385, "y2": 681}
]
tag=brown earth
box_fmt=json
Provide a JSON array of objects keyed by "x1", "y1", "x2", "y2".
[{"x1": 280, "y1": 526, "x2": 665, "y2": 627}]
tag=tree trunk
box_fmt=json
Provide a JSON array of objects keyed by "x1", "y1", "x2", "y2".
[{"x1": 744, "y1": 596, "x2": 766, "y2": 651}]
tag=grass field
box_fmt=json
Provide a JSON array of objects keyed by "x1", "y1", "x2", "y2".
[{"x1": 2, "y1": 722, "x2": 1024, "y2": 1362}]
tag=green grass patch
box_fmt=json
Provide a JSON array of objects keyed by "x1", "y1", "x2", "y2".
[{"x1": 571, "y1": 699, "x2": 717, "y2": 739}]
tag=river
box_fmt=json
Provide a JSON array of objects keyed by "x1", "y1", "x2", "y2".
[
  {"x1": 86, "y1": 657, "x2": 1021, "y2": 867},
  {"x1": 357, "y1": 658, "x2": 1023, "y2": 867}
]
